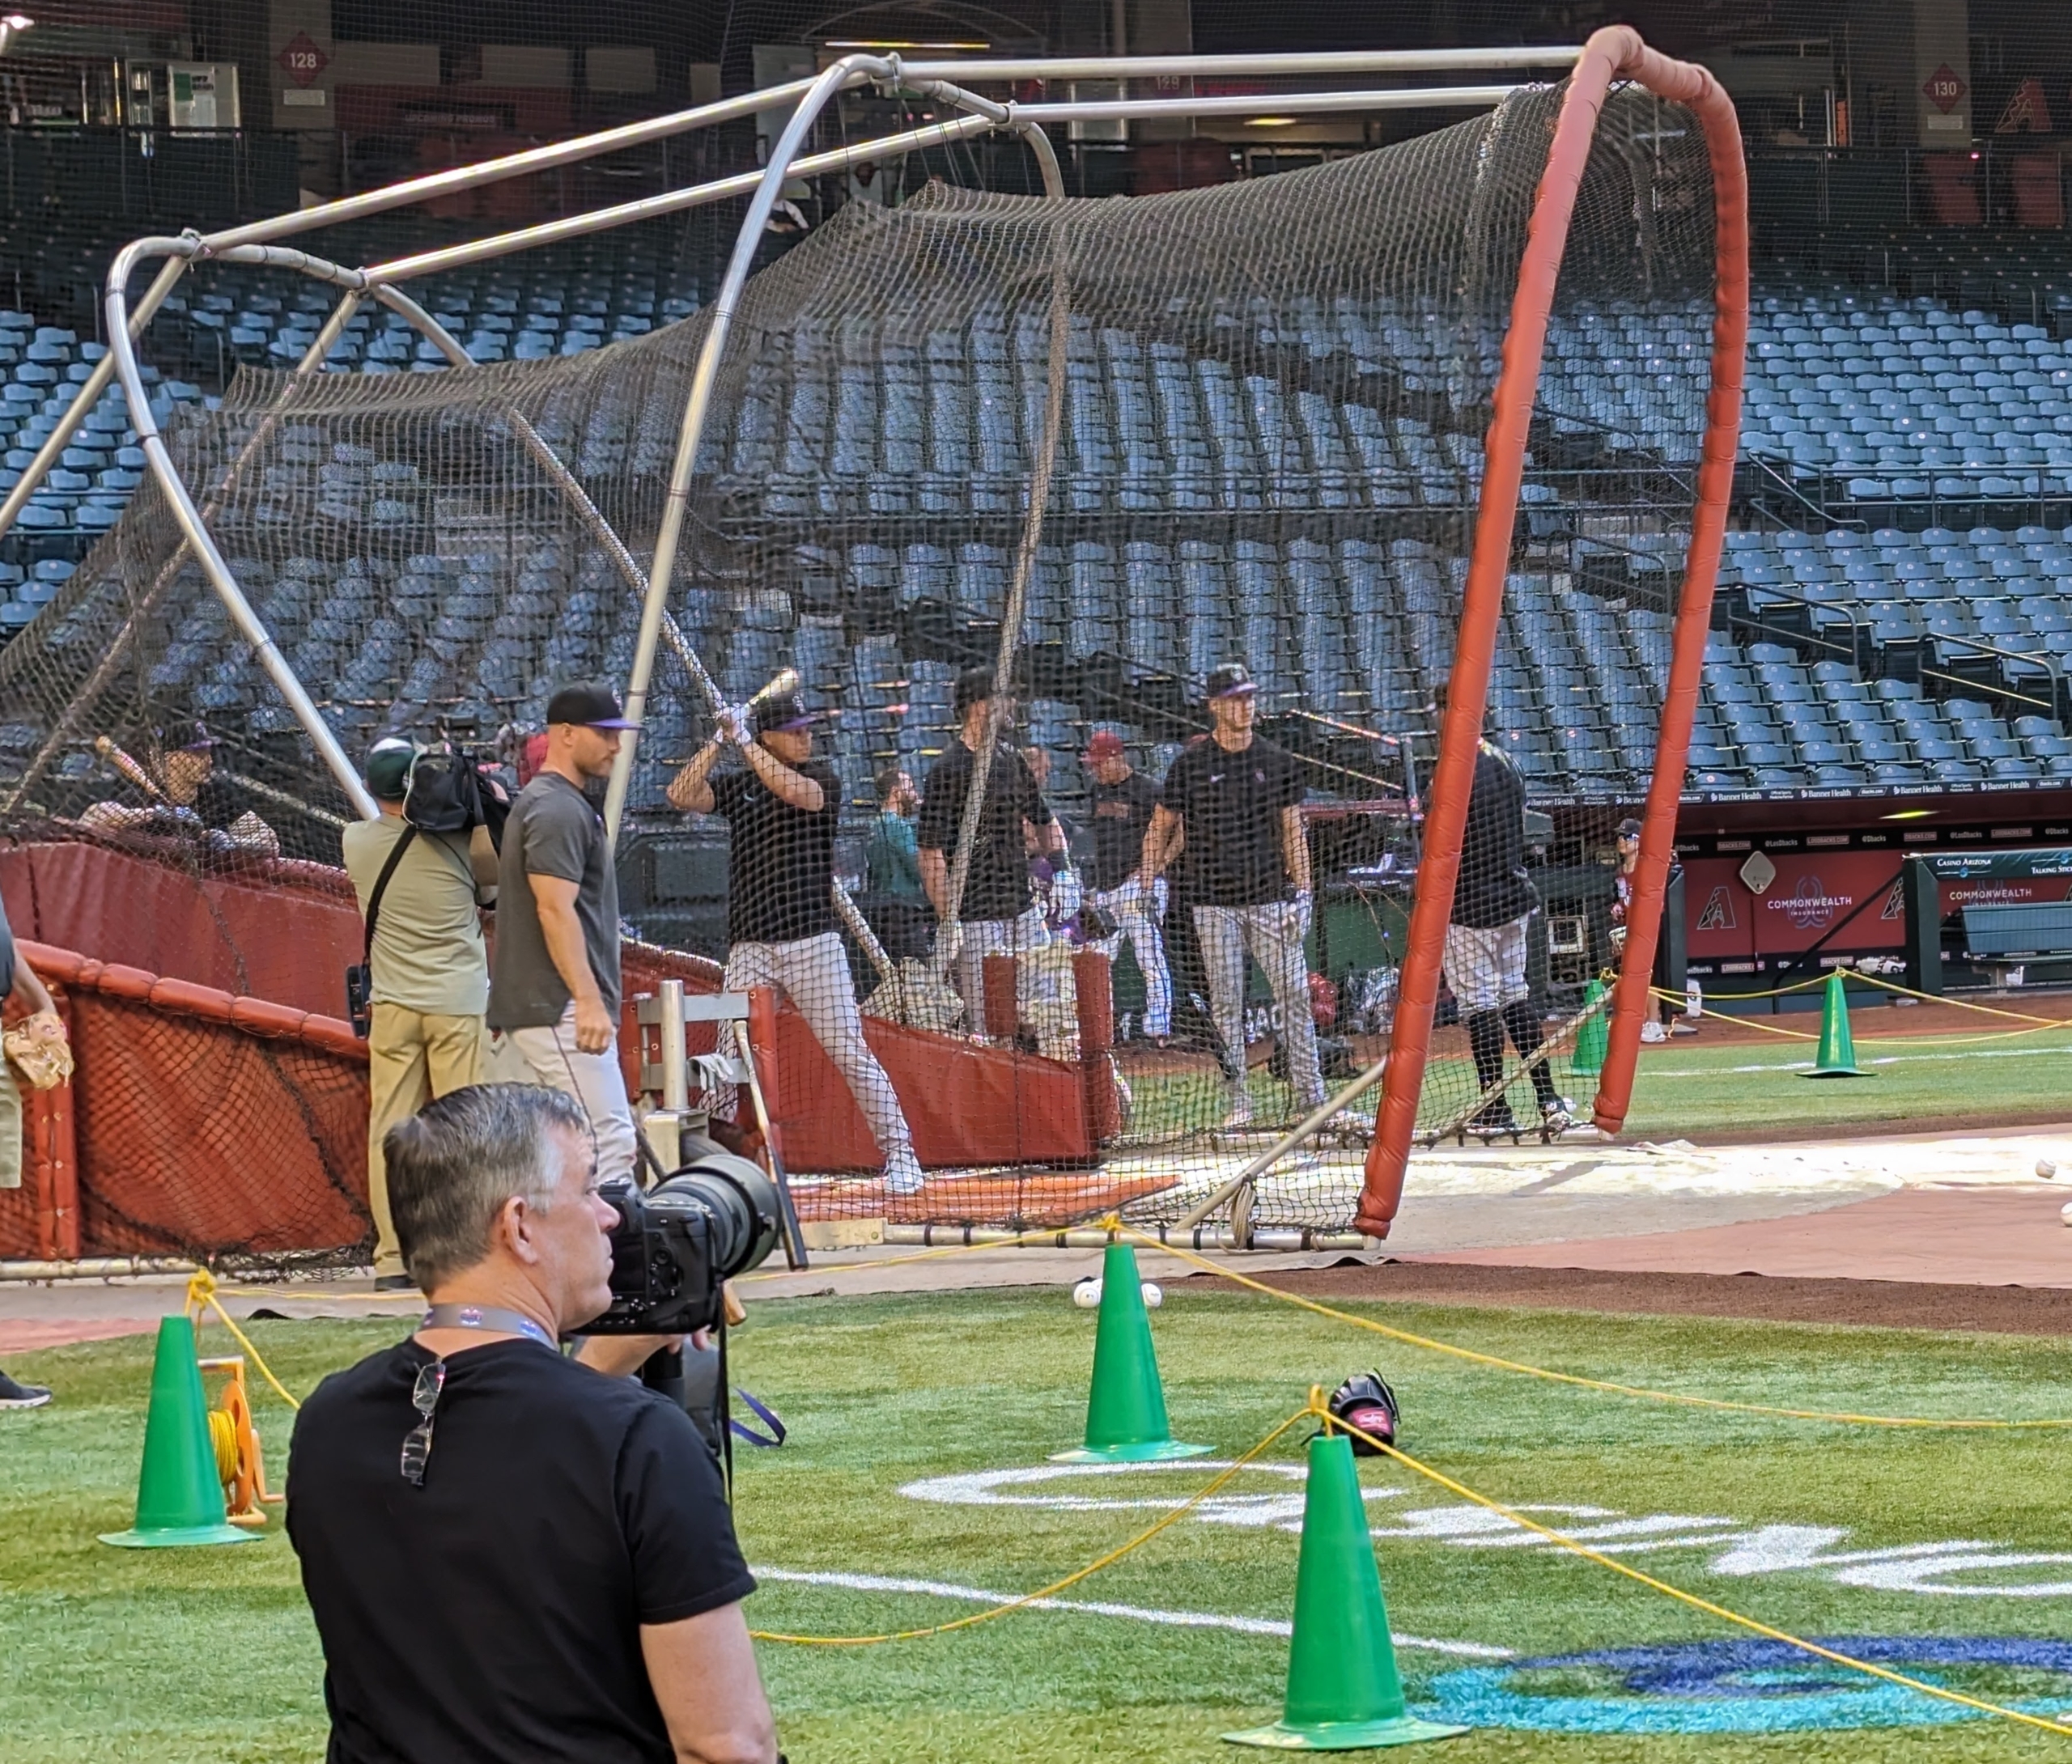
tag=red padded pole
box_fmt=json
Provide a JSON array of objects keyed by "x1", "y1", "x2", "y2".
[
  {"x1": 1357, "y1": 26, "x2": 1746, "y2": 1236},
  {"x1": 1589, "y1": 44, "x2": 1747, "y2": 1133}
]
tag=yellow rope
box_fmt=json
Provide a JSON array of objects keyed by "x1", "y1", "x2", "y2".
[
  {"x1": 749, "y1": 1406, "x2": 1311, "y2": 1645},
  {"x1": 186, "y1": 1270, "x2": 302, "y2": 1411},
  {"x1": 1853, "y1": 971, "x2": 2070, "y2": 1026},
  {"x1": 737, "y1": 1223, "x2": 1103, "y2": 1284},
  {"x1": 1650, "y1": 985, "x2": 2072, "y2": 1049},
  {"x1": 1125, "y1": 1232, "x2": 2072, "y2": 1430},
  {"x1": 1324, "y1": 1406, "x2": 2072, "y2": 1739}
]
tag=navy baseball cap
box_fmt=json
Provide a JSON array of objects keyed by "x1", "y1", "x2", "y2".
[
  {"x1": 752, "y1": 694, "x2": 818, "y2": 736},
  {"x1": 546, "y1": 681, "x2": 639, "y2": 730},
  {"x1": 1205, "y1": 663, "x2": 1257, "y2": 702},
  {"x1": 953, "y1": 664, "x2": 1000, "y2": 719}
]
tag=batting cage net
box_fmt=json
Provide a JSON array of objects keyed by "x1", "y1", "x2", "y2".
[{"x1": 0, "y1": 55, "x2": 1737, "y2": 1260}]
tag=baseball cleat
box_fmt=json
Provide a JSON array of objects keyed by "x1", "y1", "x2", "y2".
[{"x1": 884, "y1": 1149, "x2": 926, "y2": 1196}]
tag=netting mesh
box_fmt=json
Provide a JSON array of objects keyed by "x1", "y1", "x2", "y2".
[{"x1": 0, "y1": 76, "x2": 1720, "y2": 1249}]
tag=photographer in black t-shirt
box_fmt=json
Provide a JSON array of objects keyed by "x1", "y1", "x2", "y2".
[
  {"x1": 668, "y1": 695, "x2": 923, "y2": 1196},
  {"x1": 287, "y1": 1083, "x2": 778, "y2": 1764}
]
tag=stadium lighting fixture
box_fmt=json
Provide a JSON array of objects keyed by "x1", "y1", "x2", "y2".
[
  {"x1": 0, "y1": 13, "x2": 35, "y2": 49},
  {"x1": 1881, "y1": 808, "x2": 1937, "y2": 821},
  {"x1": 1246, "y1": 116, "x2": 1299, "y2": 126}
]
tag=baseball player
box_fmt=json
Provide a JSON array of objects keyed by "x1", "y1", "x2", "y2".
[
  {"x1": 916, "y1": 666, "x2": 1070, "y2": 1033},
  {"x1": 1081, "y1": 731, "x2": 1172, "y2": 1044},
  {"x1": 1141, "y1": 664, "x2": 1324, "y2": 1127},
  {"x1": 669, "y1": 693, "x2": 924, "y2": 1195},
  {"x1": 1439, "y1": 684, "x2": 1569, "y2": 1134}
]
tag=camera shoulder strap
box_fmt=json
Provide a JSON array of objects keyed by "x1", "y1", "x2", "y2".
[{"x1": 361, "y1": 824, "x2": 419, "y2": 967}]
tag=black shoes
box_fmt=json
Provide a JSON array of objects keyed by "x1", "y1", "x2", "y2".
[{"x1": 0, "y1": 1371, "x2": 53, "y2": 1409}]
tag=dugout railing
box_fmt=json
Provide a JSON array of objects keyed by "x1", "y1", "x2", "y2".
[{"x1": 0, "y1": 32, "x2": 1744, "y2": 1253}]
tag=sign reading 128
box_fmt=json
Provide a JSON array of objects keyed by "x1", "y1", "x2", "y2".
[{"x1": 277, "y1": 32, "x2": 329, "y2": 87}]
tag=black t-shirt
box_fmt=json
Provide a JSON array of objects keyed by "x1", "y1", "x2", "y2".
[
  {"x1": 711, "y1": 757, "x2": 841, "y2": 945},
  {"x1": 1157, "y1": 736, "x2": 1306, "y2": 907},
  {"x1": 287, "y1": 1338, "x2": 754, "y2": 1764},
  {"x1": 1451, "y1": 740, "x2": 1539, "y2": 929},
  {"x1": 917, "y1": 741, "x2": 1051, "y2": 922},
  {"x1": 1085, "y1": 771, "x2": 1160, "y2": 893}
]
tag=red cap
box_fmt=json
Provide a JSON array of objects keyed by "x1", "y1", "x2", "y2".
[{"x1": 1084, "y1": 731, "x2": 1126, "y2": 760}]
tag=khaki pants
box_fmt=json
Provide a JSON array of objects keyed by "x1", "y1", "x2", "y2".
[
  {"x1": 496, "y1": 1003, "x2": 639, "y2": 1190},
  {"x1": 0, "y1": 1056, "x2": 19, "y2": 1191},
  {"x1": 367, "y1": 1004, "x2": 486, "y2": 1277}
]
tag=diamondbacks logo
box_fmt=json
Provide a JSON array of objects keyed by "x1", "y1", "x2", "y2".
[
  {"x1": 1880, "y1": 876, "x2": 1906, "y2": 921},
  {"x1": 1696, "y1": 885, "x2": 1734, "y2": 932}
]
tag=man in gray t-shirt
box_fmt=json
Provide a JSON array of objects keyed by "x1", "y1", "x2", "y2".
[{"x1": 487, "y1": 682, "x2": 639, "y2": 1182}]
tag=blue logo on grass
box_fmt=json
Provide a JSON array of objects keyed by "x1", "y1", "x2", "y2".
[{"x1": 1417, "y1": 1637, "x2": 2072, "y2": 1733}]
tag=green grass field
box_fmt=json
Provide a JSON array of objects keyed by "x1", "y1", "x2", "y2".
[
  {"x1": 1618, "y1": 1024, "x2": 2072, "y2": 1139},
  {"x1": 6, "y1": 1287, "x2": 2072, "y2": 1762}
]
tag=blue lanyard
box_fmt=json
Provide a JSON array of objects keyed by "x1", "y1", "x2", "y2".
[{"x1": 419, "y1": 1304, "x2": 558, "y2": 1351}]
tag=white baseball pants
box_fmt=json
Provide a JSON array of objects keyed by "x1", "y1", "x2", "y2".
[
  {"x1": 1193, "y1": 901, "x2": 1325, "y2": 1110},
  {"x1": 495, "y1": 1002, "x2": 639, "y2": 1185},
  {"x1": 1089, "y1": 876, "x2": 1172, "y2": 1038},
  {"x1": 1441, "y1": 917, "x2": 1532, "y2": 1014},
  {"x1": 724, "y1": 931, "x2": 915, "y2": 1163}
]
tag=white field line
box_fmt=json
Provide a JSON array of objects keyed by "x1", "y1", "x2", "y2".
[
  {"x1": 749, "y1": 1566, "x2": 1513, "y2": 1657},
  {"x1": 1649, "y1": 1041, "x2": 2072, "y2": 1079}
]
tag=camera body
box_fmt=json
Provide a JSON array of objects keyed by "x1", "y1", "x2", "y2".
[
  {"x1": 589, "y1": 1154, "x2": 782, "y2": 1336},
  {"x1": 404, "y1": 740, "x2": 513, "y2": 849}
]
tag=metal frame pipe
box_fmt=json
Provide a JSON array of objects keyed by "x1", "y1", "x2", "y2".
[
  {"x1": 0, "y1": 254, "x2": 188, "y2": 540},
  {"x1": 1014, "y1": 85, "x2": 1522, "y2": 121},
  {"x1": 601, "y1": 52, "x2": 901, "y2": 839},
  {"x1": 100, "y1": 237, "x2": 380, "y2": 820},
  {"x1": 897, "y1": 46, "x2": 1582, "y2": 79},
  {"x1": 2, "y1": 286, "x2": 367, "y2": 812}
]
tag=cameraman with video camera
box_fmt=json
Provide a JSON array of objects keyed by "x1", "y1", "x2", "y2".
[
  {"x1": 287, "y1": 1083, "x2": 779, "y2": 1764},
  {"x1": 343, "y1": 736, "x2": 503, "y2": 1291}
]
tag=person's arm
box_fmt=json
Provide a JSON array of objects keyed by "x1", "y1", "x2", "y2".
[
  {"x1": 529, "y1": 873, "x2": 613, "y2": 1052},
  {"x1": 9, "y1": 951, "x2": 56, "y2": 1020},
  {"x1": 666, "y1": 736, "x2": 728, "y2": 815},
  {"x1": 641, "y1": 1604, "x2": 779, "y2": 1764},
  {"x1": 467, "y1": 825, "x2": 499, "y2": 895},
  {"x1": 1141, "y1": 804, "x2": 1183, "y2": 883},
  {"x1": 1280, "y1": 805, "x2": 1311, "y2": 897},
  {"x1": 918, "y1": 846, "x2": 950, "y2": 919},
  {"x1": 737, "y1": 742, "x2": 824, "y2": 814}
]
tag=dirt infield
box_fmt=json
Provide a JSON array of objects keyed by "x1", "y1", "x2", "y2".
[{"x1": 1221, "y1": 1257, "x2": 2072, "y2": 1336}]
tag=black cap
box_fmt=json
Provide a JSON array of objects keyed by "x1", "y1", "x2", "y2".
[
  {"x1": 953, "y1": 664, "x2": 1001, "y2": 719},
  {"x1": 752, "y1": 693, "x2": 818, "y2": 736},
  {"x1": 159, "y1": 720, "x2": 217, "y2": 753},
  {"x1": 545, "y1": 681, "x2": 639, "y2": 730},
  {"x1": 1205, "y1": 662, "x2": 1257, "y2": 702},
  {"x1": 1617, "y1": 816, "x2": 1644, "y2": 841}
]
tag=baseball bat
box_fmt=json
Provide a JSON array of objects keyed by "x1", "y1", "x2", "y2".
[{"x1": 94, "y1": 736, "x2": 168, "y2": 803}]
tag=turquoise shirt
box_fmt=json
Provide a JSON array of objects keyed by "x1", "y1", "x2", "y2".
[{"x1": 864, "y1": 810, "x2": 924, "y2": 899}]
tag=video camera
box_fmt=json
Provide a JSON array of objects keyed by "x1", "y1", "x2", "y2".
[
  {"x1": 588, "y1": 1153, "x2": 783, "y2": 1337},
  {"x1": 403, "y1": 738, "x2": 513, "y2": 849}
]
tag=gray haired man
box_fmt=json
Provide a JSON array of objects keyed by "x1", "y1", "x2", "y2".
[{"x1": 287, "y1": 1083, "x2": 778, "y2": 1764}]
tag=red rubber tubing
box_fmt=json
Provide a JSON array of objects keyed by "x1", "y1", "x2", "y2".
[{"x1": 1357, "y1": 27, "x2": 1747, "y2": 1236}]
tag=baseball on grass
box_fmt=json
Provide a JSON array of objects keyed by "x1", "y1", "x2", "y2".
[
  {"x1": 1140, "y1": 1282, "x2": 1163, "y2": 1308},
  {"x1": 2039, "y1": 1158, "x2": 2059, "y2": 1180},
  {"x1": 1072, "y1": 1278, "x2": 1102, "y2": 1308}
]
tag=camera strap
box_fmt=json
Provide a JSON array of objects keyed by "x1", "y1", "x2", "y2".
[
  {"x1": 419, "y1": 1303, "x2": 558, "y2": 1351},
  {"x1": 361, "y1": 824, "x2": 418, "y2": 969}
]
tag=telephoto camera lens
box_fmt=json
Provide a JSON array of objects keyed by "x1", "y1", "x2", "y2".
[{"x1": 592, "y1": 1152, "x2": 782, "y2": 1335}]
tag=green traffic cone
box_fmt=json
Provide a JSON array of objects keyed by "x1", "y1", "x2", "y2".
[
  {"x1": 1051, "y1": 1244, "x2": 1211, "y2": 1463},
  {"x1": 1225, "y1": 1432, "x2": 1469, "y2": 1751},
  {"x1": 100, "y1": 1316, "x2": 259, "y2": 1549},
  {"x1": 1571, "y1": 978, "x2": 1608, "y2": 1079},
  {"x1": 1803, "y1": 970, "x2": 1870, "y2": 1079}
]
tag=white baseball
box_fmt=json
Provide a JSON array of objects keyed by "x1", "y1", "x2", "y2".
[
  {"x1": 2061, "y1": 1201, "x2": 2072, "y2": 1228},
  {"x1": 2038, "y1": 1158, "x2": 2058, "y2": 1180},
  {"x1": 1140, "y1": 1282, "x2": 1163, "y2": 1308},
  {"x1": 1072, "y1": 1278, "x2": 1102, "y2": 1308}
]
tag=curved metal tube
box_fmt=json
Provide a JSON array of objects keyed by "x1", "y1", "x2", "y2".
[
  {"x1": 2, "y1": 285, "x2": 366, "y2": 812},
  {"x1": 601, "y1": 53, "x2": 902, "y2": 841},
  {"x1": 100, "y1": 236, "x2": 380, "y2": 820},
  {"x1": 934, "y1": 117, "x2": 1071, "y2": 948}
]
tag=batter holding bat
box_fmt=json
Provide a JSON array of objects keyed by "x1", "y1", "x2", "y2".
[
  {"x1": 81, "y1": 724, "x2": 278, "y2": 855},
  {"x1": 669, "y1": 690, "x2": 924, "y2": 1196}
]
